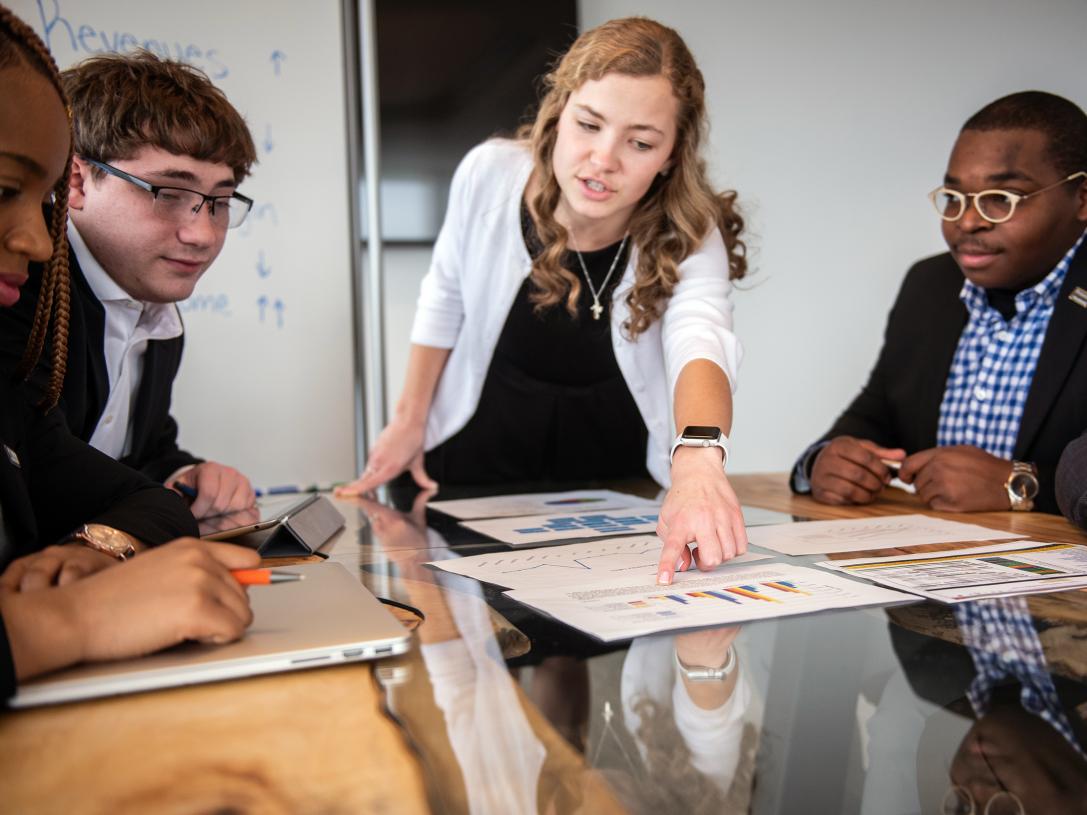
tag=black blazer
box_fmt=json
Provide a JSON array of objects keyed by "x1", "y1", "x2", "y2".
[
  {"x1": 0, "y1": 250, "x2": 202, "y2": 483},
  {"x1": 0, "y1": 379, "x2": 198, "y2": 700},
  {"x1": 796, "y1": 250, "x2": 1087, "y2": 513}
]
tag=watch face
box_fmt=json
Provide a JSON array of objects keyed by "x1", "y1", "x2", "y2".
[
  {"x1": 682, "y1": 425, "x2": 721, "y2": 441},
  {"x1": 1009, "y1": 473, "x2": 1039, "y2": 500}
]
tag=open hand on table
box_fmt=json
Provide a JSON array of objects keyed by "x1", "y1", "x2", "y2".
[{"x1": 336, "y1": 416, "x2": 436, "y2": 497}]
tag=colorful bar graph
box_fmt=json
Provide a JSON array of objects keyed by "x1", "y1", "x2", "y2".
[
  {"x1": 725, "y1": 584, "x2": 781, "y2": 603},
  {"x1": 763, "y1": 580, "x2": 810, "y2": 596}
]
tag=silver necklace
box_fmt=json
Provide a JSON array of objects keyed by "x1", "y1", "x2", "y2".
[{"x1": 571, "y1": 231, "x2": 629, "y2": 320}]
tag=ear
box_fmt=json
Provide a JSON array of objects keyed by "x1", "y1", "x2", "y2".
[
  {"x1": 1074, "y1": 173, "x2": 1087, "y2": 223},
  {"x1": 67, "y1": 157, "x2": 90, "y2": 210}
]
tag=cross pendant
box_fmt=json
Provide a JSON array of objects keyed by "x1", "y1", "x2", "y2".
[{"x1": 590, "y1": 301, "x2": 603, "y2": 320}]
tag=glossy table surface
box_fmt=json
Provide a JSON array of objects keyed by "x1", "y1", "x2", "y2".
[{"x1": 3, "y1": 473, "x2": 1086, "y2": 814}]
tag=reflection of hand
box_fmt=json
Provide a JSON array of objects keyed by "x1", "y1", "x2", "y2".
[
  {"x1": 899, "y1": 446, "x2": 1013, "y2": 511},
  {"x1": 656, "y1": 449, "x2": 747, "y2": 585},
  {"x1": 674, "y1": 625, "x2": 740, "y2": 669},
  {"x1": 949, "y1": 705, "x2": 1087, "y2": 813},
  {"x1": 336, "y1": 417, "x2": 436, "y2": 497},
  {"x1": 169, "y1": 462, "x2": 256, "y2": 519},
  {"x1": 810, "y1": 436, "x2": 903, "y2": 505},
  {"x1": 356, "y1": 489, "x2": 436, "y2": 565},
  {"x1": 1, "y1": 538, "x2": 261, "y2": 682},
  {"x1": 0, "y1": 544, "x2": 119, "y2": 592}
]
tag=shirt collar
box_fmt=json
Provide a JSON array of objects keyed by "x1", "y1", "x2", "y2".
[
  {"x1": 67, "y1": 220, "x2": 183, "y2": 339},
  {"x1": 959, "y1": 229, "x2": 1087, "y2": 320},
  {"x1": 67, "y1": 220, "x2": 134, "y2": 304}
]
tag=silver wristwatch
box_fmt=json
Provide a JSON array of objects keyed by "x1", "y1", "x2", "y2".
[
  {"x1": 674, "y1": 645, "x2": 736, "y2": 681},
  {"x1": 1005, "y1": 461, "x2": 1039, "y2": 512}
]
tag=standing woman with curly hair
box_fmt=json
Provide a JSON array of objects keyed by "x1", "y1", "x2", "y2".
[{"x1": 342, "y1": 17, "x2": 748, "y2": 582}]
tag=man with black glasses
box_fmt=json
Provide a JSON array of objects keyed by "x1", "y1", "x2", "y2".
[
  {"x1": 792, "y1": 91, "x2": 1087, "y2": 514},
  {"x1": 0, "y1": 52, "x2": 259, "y2": 520}
]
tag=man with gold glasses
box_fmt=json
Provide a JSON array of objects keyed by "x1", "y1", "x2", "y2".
[
  {"x1": 0, "y1": 52, "x2": 259, "y2": 520},
  {"x1": 792, "y1": 91, "x2": 1087, "y2": 514}
]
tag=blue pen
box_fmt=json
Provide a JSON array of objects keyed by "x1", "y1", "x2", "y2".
[{"x1": 173, "y1": 482, "x2": 198, "y2": 502}]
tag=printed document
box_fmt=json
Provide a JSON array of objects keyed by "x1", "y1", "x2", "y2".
[
  {"x1": 430, "y1": 536, "x2": 772, "y2": 590},
  {"x1": 506, "y1": 563, "x2": 912, "y2": 641},
  {"x1": 818, "y1": 540, "x2": 1087, "y2": 602},
  {"x1": 747, "y1": 514, "x2": 1021, "y2": 556},
  {"x1": 428, "y1": 489, "x2": 656, "y2": 520}
]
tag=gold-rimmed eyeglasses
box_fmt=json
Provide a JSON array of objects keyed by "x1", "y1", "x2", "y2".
[{"x1": 929, "y1": 171, "x2": 1086, "y2": 224}]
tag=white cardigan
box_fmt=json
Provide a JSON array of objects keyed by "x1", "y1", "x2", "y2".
[{"x1": 410, "y1": 139, "x2": 742, "y2": 487}]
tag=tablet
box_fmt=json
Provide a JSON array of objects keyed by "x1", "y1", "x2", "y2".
[{"x1": 198, "y1": 494, "x2": 320, "y2": 541}]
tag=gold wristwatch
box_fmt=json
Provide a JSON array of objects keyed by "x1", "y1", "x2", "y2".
[
  {"x1": 67, "y1": 523, "x2": 137, "y2": 561},
  {"x1": 1005, "y1": 462, "x2": 1039, "y2": 512}
]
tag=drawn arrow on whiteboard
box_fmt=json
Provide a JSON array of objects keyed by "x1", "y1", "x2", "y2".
[
  {"x1": 273, "y1": 298, "x2": 285, "y2": 328},
  {"x1": 256, "y1": 251, "x2": 271, "y2": 278},
  {"x1": 270, "y1": 51, "x2": 286, "y2": 76},
  {"x1": 262, "y1": 125, "x2": 274, "y2": 153},
  {"x1": 256, "y1": 295, "x2": 268, "y2": 322}
]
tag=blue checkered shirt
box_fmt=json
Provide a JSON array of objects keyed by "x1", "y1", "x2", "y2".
[
  {"x1": 937, "y1": 233, "x2": 1086, "y2": 458},
  {"x1": 954, "y1": 598, "x2": 1083, "y2": 756}
]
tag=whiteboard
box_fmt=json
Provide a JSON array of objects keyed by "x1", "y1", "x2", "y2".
[{"x1": 11, "y1": 0, "x2": 358, "y2": 488}]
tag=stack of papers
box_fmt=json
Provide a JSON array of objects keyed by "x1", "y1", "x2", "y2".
[{"x1": 818, "y1": 540, "x2": 1087, "y2": 602}]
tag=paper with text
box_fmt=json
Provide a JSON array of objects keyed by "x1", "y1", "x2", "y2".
[
  {"x1": 747, "y1": 514, "x2": 1021, "y2": 556},
  {"x1": 428, "y1": 489, "x2": 657, "y2": 520},
  {"x1": 506, "y1": 563, "x2": 911, "y2": 641},
  {"x1": 818, "y1": 540, "x2": 1087, "y2": 602},
  {"x1": 430, "y1": 536, "x2": 772, "y2": 590}
]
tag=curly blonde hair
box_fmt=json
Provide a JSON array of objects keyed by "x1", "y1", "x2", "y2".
[
  {"x1": 519, "y1": 17, "x2": 746, "y2": 337},
  {"x1": 1, "y1": 4, "x2": 73, "y2": 409}
]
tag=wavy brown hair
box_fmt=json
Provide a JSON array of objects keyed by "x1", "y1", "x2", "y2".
[
  {"x1": 1, "y1": 4, "x2": 73, "y2": 409},
  {"x1": 63, "y1": 51, "x2": 256, "y2": 184},
  {"x1": 519, "y1": 17, "x2": 746, "y2": 337}
]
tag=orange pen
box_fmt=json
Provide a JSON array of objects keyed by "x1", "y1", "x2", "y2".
[{"x1": 231, "y1": 568, "x2": 304, "y2": 585}]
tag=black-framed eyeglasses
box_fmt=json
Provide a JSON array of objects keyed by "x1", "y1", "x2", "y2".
[
  {"x1": 929, "y1": 171, "x2": 1087, "y2": 224},
  {"x1": 81, "y1": 157, "x2": 254, "y2": 230}
]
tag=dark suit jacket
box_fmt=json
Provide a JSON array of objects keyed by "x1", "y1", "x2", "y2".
[
  {"x1": 0, "y1": 379, "x2": 199, "y2": 699},
  {"x1": 794, "y1": 249, "x2": 1087, "y2": 514},
  {"x1": 0, "y1": 249, "x2": 202, "y2": 482}
]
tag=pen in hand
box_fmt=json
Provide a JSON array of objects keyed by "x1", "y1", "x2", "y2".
[
  {"x1": 231, "y1": 569, "x2": 304, "y2": 585},
  {"x1": 173, "y1": 482, "x2": 198, "y2": 502}
]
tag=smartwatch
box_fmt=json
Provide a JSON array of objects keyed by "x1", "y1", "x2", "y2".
[
  {"x1": 1005, "y1": 461, "x2": 1039, "y2": 512},
  {"x1": 675, "y1": 645, "x2": 737, "y2": 681},
  {"x1": 670, "y1": 425, "x2": 729, "y2": 470},
  {"x1": 66, "y1": 523, "x2": 137, "y2": 561}
]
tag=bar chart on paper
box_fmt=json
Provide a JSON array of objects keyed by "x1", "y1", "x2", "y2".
[
  {"x1": 462, "y1": 510, "x2": 662, "y2": 546},
  {"x1": 506, "y1": 563, "x2": 912, "y2": 641}
]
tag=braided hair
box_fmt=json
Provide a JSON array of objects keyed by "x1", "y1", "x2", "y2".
[{"x1": 0, "y1": 5, "x2": 72, "y2": 409}]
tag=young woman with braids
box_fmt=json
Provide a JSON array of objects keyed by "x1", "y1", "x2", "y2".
[
  {"x1": 341, "y1": 18, "x2": 748, "y2": 582},
  {"x1": 0, "y1": 5, "x2": 259, "y2": 700}
]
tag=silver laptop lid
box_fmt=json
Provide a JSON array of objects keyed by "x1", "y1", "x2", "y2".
[{"x1": 12, "y1": 562, "x2": 410, "y2": 708}]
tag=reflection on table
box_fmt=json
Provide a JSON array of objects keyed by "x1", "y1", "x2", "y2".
[{"x1": 3, "y1": 474, "x2": 1087, "y2": 813}]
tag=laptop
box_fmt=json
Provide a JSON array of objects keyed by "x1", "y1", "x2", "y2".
[{"x1": 11, "y1": 562, "x2": 411, "y2": 708}]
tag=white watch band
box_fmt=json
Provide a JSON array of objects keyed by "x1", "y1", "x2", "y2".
[
  {"x1": 670, "y1": 431, "x2": 730, "y2": 470},
  {"x1": 675, "y1": 645, "x2": 737, "y2": 681}
]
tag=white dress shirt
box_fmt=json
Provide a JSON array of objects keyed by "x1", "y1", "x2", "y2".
[{"x1": 68, "y1": 223, "x2": 183, "y2": 460}]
